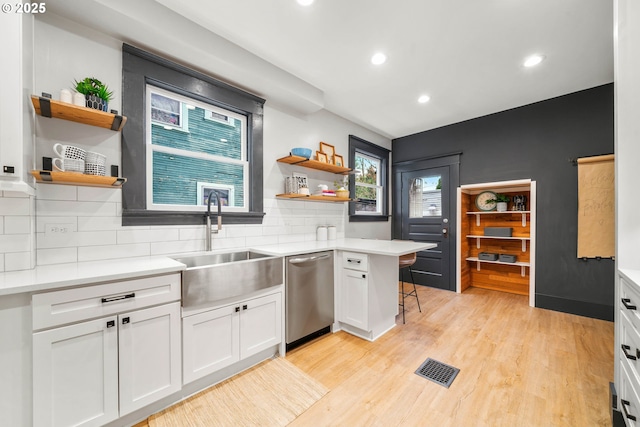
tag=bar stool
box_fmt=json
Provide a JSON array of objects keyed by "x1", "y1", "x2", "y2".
[{"x1": 399, "y1": 252, "x2": 421, "y2": 324}]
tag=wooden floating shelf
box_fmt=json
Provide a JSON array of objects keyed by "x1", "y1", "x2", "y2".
[
  {"x1": 466, "y1": 211, "x2": 530, "y2": 214},
  {"x1": 467, "y1": 235, "x2": 530, "y2": 240},
  {"x1": 277, "y1": 155, "x2": 351, "y2": 174},
  {"x1": 31, "y1": 95, "x2": 127, "y2": 131},
  {"x1": 465, "y1": 257, "x2": 530, "y2": 267},
  {"x1": 276, "y1": 193, "x2": 351, "y2": 202},
  {"x1": 31, "y1": 170, "x2": 126, "y2": 188}
]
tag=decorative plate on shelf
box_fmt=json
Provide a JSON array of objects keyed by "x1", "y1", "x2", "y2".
[{"x1": 475, "y1": 190, "x2": 497, "y2": 211}]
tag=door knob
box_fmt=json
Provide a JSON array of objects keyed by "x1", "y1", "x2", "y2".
[{"x1": 442, "y1": 228, "x2": 448, "y2": 234}]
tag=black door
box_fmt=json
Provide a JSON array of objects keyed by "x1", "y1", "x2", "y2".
[{"x1": 394, "y1": 155, "x2": 459, "y2": 291}]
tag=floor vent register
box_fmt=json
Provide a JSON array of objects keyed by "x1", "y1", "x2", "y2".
[{"x1": 414, "y1": 358, "x2": 460, "y2": 388}]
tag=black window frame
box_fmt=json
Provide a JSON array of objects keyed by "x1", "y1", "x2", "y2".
[
  {"x1": 121, "y1": 44, "x2": 265, "y2": 226},
  {"x1": 348, "y1": 135, "x2": 390, "y2": 222}
]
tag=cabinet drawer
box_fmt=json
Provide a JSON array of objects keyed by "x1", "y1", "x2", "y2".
[
  {"x1": 342, "y1": 251, "x2": 368, "y2": 272},
  {"x1": 621, "y1": 311, "x2": 640, "y2": 383},
  {"x1": 621, "y1": 275, "x2": 640, "y2": 333},
  {"x1": 33, "y1": 273, "x2": 181, "y2": 330},
  {"x1": 620, "y1": 359, "x2": 640, "y2": 427}
]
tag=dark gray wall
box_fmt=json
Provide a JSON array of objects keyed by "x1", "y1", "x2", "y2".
[{"x1": 393, "y1": 84, "x2": 615, "y2": 321}]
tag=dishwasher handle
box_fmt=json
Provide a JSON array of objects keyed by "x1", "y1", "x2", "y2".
[{"x1": 288, "y1": 254, "x2": 331, "y2": 264}]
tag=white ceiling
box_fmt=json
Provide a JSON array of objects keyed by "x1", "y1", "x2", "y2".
[{"x1": 47, "y1": 0, "x2": 614, "y2": 139}]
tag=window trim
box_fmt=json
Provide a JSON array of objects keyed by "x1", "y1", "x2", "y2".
[
  {"x1": 121, "y1": 44, "x2": 265, "y2": 226},
  {"x1": 348, "y1": 135, "x2": 390, "y2": 222}
]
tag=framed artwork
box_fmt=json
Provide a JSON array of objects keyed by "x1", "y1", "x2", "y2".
[
  {"x1": 334, "y1": 154, "x2": 344, "y2": 167},
  {"x1": 319, "y1": 142, "x2": 335, "y2": 159},
  {"x1": 292, "y1": 172, "x2": 308, "y2": 190},
  {"x1": 316, "y1": 151, "x2": 328, "y2": 163},
  {"x1": 197, "y1": 182, "x2": 234, "y2": 207}
]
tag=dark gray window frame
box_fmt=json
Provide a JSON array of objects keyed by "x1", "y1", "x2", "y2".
[
  {"x1": 121, "y1": 44, "x2": 265, "y2": 226},
  {"x1": 348, "y1": 135, "x2": 390, "y2": 222}
]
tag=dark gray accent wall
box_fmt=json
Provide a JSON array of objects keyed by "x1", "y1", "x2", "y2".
[{"x1": 393, "y1": 84, "x2": 615, "y2": 321}]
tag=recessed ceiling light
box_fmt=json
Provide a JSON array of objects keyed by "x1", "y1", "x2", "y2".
[
  {"x1": 523, "y1": 54, "x2": 544, "y2": 68},
  {"x1": 297, "y1": 0, "x2": 314, "y2": 6},
  {"x1": 418, "y1": 95, "x2": 431, "y2": 104},
  {"x1": 371, "y1": 52, "x2": 387, "y2": 65}
]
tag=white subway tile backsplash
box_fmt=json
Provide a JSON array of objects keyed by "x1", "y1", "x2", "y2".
[
  {"x1": 36, "y1": 184, "x2": 77, "y2": 201},
  {"x1": 150, "y1": 239, "x2": 203, "y2": 256},
  {"x1": 246, "y1": 235, "x2": 278, "y2": 247},
  {"x1": 37, "y1": 230, "x2": 117, "y2": 249},
  {"x1": 4, "y1": 217, "x2": 30, "y2": 234},
  {"x1": 78, "y1": 243, "x2": 151, "y2": 262},
  {"x1": 3, "y1": 191, "x2": 29, "y2": 198},
  {"x1": 77, "y1": 216, "x2": 123, "y2": 231},
  {"x1": 0, "y1": 234, "x2": 31, "y2": 252},
  {"x1": 36, "y1": 200, "x2": 117, "y2": 217},
  {"x1": 278, "y1": 234, "x2": 306, "y2": 244},
  {"x1": 5, "y1": 252, "x2": 33, "y2": 271},
  {"x1": 178, "y1": 227, "x2": 206, "y2": 241},
  {"x1": 117, "y1": 229, "x2": 180, "y2": 244},
  {"x1": 0, "y1": 254, "x2": 4, "y2": 272},
  {"x1": 0, "y1": 197, "x2": 30, "y2": 216},
  {"x1": 37, "y1": 247, "x2": 78, "y2": 265},
  {"x1": 77, "y1": 187, "x2": 122, "y2": 203}
]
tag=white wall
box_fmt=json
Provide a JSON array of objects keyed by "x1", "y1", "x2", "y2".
[{"x1": 0, "y1": 13, "x2": 392, "y2": 270}]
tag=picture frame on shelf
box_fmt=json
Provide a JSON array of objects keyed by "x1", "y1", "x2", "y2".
[
  {"x1": 292, "y1": 172, "x2": 308, "y2": 190},
  {"x1": 334, "y1": 154, "x2": 344, "y2": 167},
  {"x1": 319, "y1": 141, "x2": 335, "y2": 163},
  {"x1": 316, "y1": 151, "x2": 328, "y2": 163}
]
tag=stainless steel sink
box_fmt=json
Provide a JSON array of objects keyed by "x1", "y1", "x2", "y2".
[{"x1": 173, "y1": 251, "x2": 283, "y2": 311}]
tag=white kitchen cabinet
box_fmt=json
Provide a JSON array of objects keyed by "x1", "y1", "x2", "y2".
[
  {"x1": 340, "y1": 269, "x2": 369, "y2": 331},
  {"x1": 183, "y1": 291, "x2": 282, "y2": 385},
  {"x1": 118, "y1": 302, "x2": 182, "y2": 415},
  {"x1": 32, "y1": 274, "x2": 182, "y2": 427},
  {"x1": 0, "y1": 11, "x2": 34, "y2": 193},
  {"x1": 337, "y1": 251, "x2": 398, "y2": 341},
  {"x1": 33, "y1": 316, "x2": 119, "y2": 427}
]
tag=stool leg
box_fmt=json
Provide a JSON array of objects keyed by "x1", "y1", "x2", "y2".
[
  {"x1": 400, "y1": 268, "x2": 406, "y2": 324},
  {"x1": 409, "y1": 267, "x2": 421, "y2": 313}
]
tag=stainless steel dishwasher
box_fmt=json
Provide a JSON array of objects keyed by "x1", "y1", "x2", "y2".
[{"x1": 285, "y1": 251, "x2": 334, "y2": 349}]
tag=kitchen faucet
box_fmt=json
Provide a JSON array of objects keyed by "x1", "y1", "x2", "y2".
[{"x1": 205, "y1": 190, "x2": 222, "y2": 251}]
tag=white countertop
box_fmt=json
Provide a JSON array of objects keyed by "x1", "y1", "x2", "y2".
[
  {"x1": 251, "y1": 238, "x2": 435, "y2": 257},
  {"x1": 0, "y1": 239, "x2": 435, "y2": 296},
  {"x1": 0, "y1": 256, "x2": 186, "y2": 296},
  {"x1": 620, "y1": 268, "x2": 640, "y2": 286}
]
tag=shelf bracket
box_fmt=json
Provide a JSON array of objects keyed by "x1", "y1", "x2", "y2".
[
  {"x1": 39, "y1": 171, "x2": 53, "y2": 182},
  {"x1": 521, "y1": 266, "x2": 526, "y2": 277},
  {"x1": 521, "y1": 213, "x2": 527, "y2": 227},
  {"x1": 477, "y1": 261, "x2": 481, "y2": 271},
  {"x1": 112, "y1": 178, "x2": 125, "y2": 187},
  {"x1": 111, "y1": 115, "x2": 123, "y2": 131},
  {"x1": 39, "y1": 97, "x2": 52, "y2": 118},
  {"x1": 522, "y1": 239, "x2": 527, "y2": 252},
  {"x1": 475, "y1": 213, "x2": 480, "y2": 227},
  {"x1": 477, "y1": 237, "x2": 481, "y2": 249}
]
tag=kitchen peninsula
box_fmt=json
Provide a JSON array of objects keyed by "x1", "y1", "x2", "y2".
[{"x1": 254, "y1": 238, "x2": 435, "y2": 341}]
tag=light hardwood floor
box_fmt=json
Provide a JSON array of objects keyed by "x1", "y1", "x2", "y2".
[
  {"x1": 285, "y1": 286, "x2": 614, "y2": 427},
  {"x1": 136, "y1": 285, "x2": 613, "y2": 427}
]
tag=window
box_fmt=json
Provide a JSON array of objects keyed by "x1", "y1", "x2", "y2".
[
  {"x1": 121, "y1": 44, "x2": 265, "y2": 226},
  {"x1": 146, "y1": 85, "x2": 248, "y2": 212},
  {"x1": 348, "y1": 135, "x2": 390, "y2": 222}
]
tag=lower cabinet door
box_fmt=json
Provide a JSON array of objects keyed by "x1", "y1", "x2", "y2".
[
  {"x1": 33, "y1": 316, "x2": 119, "y2": 427},
  {"x1": 182, "y1": 304, "x2": 240, "y2": 384},
  {"x1": 118, "y1": 302, "x2": 182, "y2": 415},
  {"x1": 240, "y1": 293, "x2": 282, "y2": 358},
  {"x1": 340, "y1": 269, "x2": 369, "y2": 330}
]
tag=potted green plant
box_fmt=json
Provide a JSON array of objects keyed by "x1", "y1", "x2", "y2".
[
  {"x1": 486, "y1": 193, "x2": 511, "y2": 212},
  {"x1": 73, "y1": 77, "x2": 114, "y2": 112}
]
